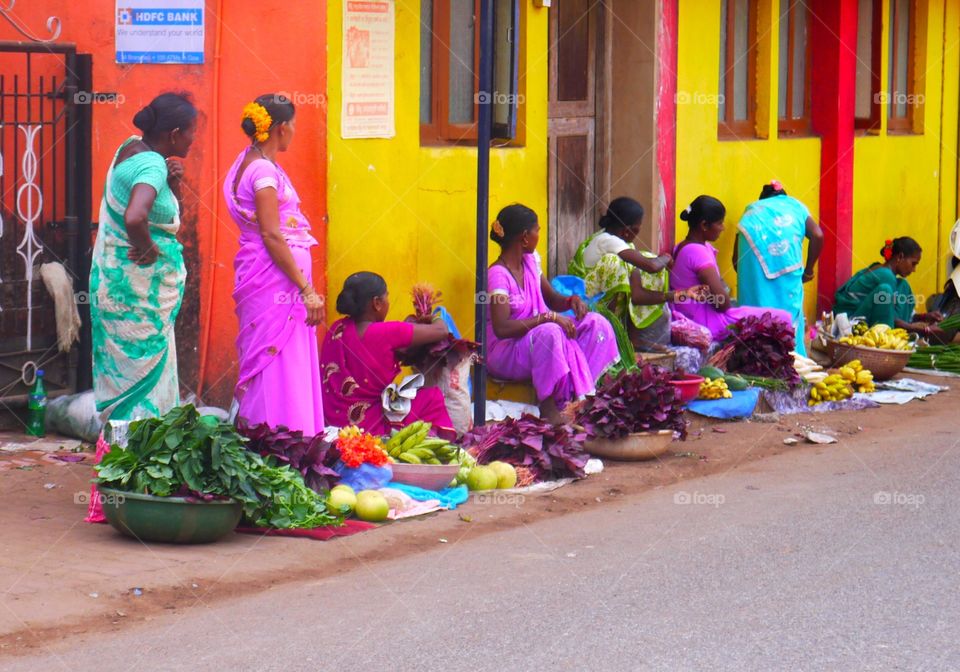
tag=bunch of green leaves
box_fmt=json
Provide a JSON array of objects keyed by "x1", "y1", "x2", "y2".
[{"x1": 95, "y1": 406, "x2": 341, "y2": 529}]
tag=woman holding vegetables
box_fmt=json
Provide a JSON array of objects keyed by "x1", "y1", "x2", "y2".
[
  {"x1": 833, "y1": 237, "x2": 941, "y2": 336},
  {"x1": 320, "y1": 272, "x2": 455, "y2": 435}
]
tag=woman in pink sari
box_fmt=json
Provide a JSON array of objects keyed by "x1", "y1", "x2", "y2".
[
  {"x1": 320, "y1": 272, "x2": 454, "y2": 435},
  {"x1": 671, "y1": 195, "x2": 793, "y2": 341},
  {"x1": 487, "y1": 204, "x2": 619, "y2": 423},
  {"x1": 224, "y1": 94, "x2": 324, "y2": 435}
]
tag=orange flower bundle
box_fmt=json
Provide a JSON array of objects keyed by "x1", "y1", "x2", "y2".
[{"x1": 336, "y1": 426, "x2": 389, "y2": 468}]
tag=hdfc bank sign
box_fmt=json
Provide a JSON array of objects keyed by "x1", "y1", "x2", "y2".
[{"x1": 115, "y1": 1, "x2": 205, "y2": 65}]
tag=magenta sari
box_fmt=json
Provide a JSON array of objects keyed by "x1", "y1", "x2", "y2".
[
  {"x1": 223, "y1": 150, "x2": 324, "y2": 435},
  {"x1": 486, "y1": 252, "x2": 619, "y2": 404},
  {"x1": 320, "y1": 318, "x2": 453, "y2": 435}
]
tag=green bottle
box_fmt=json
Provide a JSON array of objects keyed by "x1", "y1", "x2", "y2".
[{"x1": 26, "y1": 369, "x2": 47, "y2": 437}]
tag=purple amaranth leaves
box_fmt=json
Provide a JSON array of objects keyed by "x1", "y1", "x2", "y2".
[
  {"x1": 462, "y1": 414, "x2": 589, "y2": 480},
  {"x1": 721, "y1": 312, "x2": 801, "y2": 385},
  {"x1": 236, "y1": 419, "x2": 341, "y2": 492},
  {"x1": 571, "y1": 365, "x2": 687, "y2": 441}
]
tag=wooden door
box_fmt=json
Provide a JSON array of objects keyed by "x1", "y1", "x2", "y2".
[{"x1": 548, "y1": 0, "x2": 601, "y2": 275}]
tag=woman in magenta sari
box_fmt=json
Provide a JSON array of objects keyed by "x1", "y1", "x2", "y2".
[
  {"x1": 671, "y1": 195, "x2": 793, "y2": 341},
  {"x1": 487, "y1": 204, "x2": 619, "y2": 423},
  {"x1": 320, "y1": 272, "x2": 454, "y2": 435},
  {"x1": 224, "y1": 94, "x2": 324, "y2": 435}
]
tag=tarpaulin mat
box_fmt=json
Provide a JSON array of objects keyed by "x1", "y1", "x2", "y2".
[{"x1": 686, "y1": 389, "x2": 760, "y2": 419}]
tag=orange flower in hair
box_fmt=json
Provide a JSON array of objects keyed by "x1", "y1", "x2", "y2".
[
  {"x1": 492, "y1": 219, "x2": 505, "y2": 238},
  {"x1": 241, "y1": 102, "x2": 273, "y2": 143},
  {"x1": 882, "y1": 239, "x2": 894, "y2": 261}
]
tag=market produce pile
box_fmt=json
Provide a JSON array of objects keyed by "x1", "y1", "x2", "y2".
[
  {"x1": 464, "y1": 414, "x2": 589, "y2": 482},
  {"x1": 908, "y1": 343, "x2": 960, "y2": 373},
  {"x1": 571, "y1": 366, "x2": 687, "y2": 439},
  {"x1": 384, "y1": 421, "x2": 460, "y2": 464},
  {"x1": 95, "y1": 406, "x2": 342, "y2": 529},
  {"x1": 839, "y1": 323, "x2": 912, "y2": 350},
  {"x1": 710, "y1": 312, "x2": 801, "y2": 385},
  {"x1": 698, "y1": 376, "x2": 732, "y2": 400}
]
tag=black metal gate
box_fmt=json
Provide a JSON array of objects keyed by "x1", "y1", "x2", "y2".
[{"x1": 0, "y1": 43, "x2": 92, "y2": 406}]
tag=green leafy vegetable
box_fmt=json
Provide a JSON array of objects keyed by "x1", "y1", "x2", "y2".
[{"x1": 95, "y1": 406, "x2": 341, "y2": 529}]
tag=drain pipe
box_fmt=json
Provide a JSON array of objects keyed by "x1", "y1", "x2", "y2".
[{"x1": 196, "y1": 0, "x2": 225, "y2": 399}]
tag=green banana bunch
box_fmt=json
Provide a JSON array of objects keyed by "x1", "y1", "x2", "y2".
[{"x1": 386, "y1": 423, "x2": 469, "y2": 466}]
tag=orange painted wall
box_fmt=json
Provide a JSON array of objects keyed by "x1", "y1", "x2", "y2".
[{"x1": 9, "y1": 1, "x2": 327, "y2": 407}]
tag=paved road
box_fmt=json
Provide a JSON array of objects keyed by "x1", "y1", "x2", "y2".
[{"x1": 4, "y1": 431, "x2": 960, "y2": 672}]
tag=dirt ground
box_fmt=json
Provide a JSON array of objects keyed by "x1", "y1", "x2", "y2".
[{"x1": 0, "y1": 375, "x2": 954, "y2": 656}]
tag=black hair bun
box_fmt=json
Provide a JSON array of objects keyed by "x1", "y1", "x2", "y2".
[
  {"x1": 241, "y1": 117, "x2": 257, "y2": 138},
  {"x1": 132, "y1": 105, "x2": 157, "y2": 133},
  {"x1": 679, "y1": 208, "x2": 691, "y2": 222}
]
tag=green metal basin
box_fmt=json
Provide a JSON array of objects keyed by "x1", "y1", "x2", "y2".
[{"x1": 98, "y1": 487, "x2": 242, "y2": 544}]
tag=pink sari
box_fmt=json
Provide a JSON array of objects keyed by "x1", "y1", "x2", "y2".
[
  {"x1": 320, "y1": 318, "x2": 453, "y2": 435},
  {"x1": 486, "y1": 252, "x2": 619, "y2": 404},
  {"x1": 223, "y1": 150, "x2": 324, "y2": 435}
]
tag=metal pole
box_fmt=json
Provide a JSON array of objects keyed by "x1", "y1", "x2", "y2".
[{"x1": 472, "y1": 0, "x2": 494, "y2": 428}]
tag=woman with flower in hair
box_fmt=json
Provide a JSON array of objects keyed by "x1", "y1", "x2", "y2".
[
  {"x1": 223, "y1": 94, "x2": 324, "y2": 434},
  {"x1": 487, "y1": 204, "x2": 619, "y2": 423},
  {"x1": 833, "y1": 236, "x2": 939, "y2": 332},
  {"x1": 733, "y1": 180, "x2": 823, "y2": 355}
]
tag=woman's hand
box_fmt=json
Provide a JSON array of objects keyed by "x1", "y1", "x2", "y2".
[
  {"x1": 569, "y1": 295, "x2": 588, "y2": 320},
  {"x1": 676, "y1": 284, "x2": 709, "y2": 303},
  {"x1": 551, "y1": 312, "x2": 577, "y2": 338},
  {"x1": 127, "y1": 243, "x2": 159, "y2": 266},
  {"x1": 166, "y1": 158, "x2": 184, "y2": 191},
  {"x1": 301, "y1": 287, "x2": 324, "y2": 326},
  {"x1": 657, "y1": 253, "x2": 674, "y2": 270}
]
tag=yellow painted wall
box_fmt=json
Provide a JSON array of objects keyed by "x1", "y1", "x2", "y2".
[
  {"x1": 675, "y1": 0, "x2": 823, "y2": 324},
  {"x1": 852, "y1": 0, "x2": 960, "y2": 308},
  {"x1": 326, "y1": 1, "x2": 549, "y2": 337}
]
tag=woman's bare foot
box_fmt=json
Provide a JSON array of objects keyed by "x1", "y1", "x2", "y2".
[{"x1": 539, "y1": 397, "x2": 564, "y2": 425}]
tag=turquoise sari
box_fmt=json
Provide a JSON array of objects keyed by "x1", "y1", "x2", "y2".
[
  {"x1": 833, "y1": 265, "x2": 915, "y2": 327},
  {"x1": 90, "y1": 137, "x2": 185, "y2": 421},
  {"x1": 736, "y1": 195, "x2": 809, "y2": 355}
]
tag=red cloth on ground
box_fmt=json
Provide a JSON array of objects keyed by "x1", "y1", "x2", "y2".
[{"x1": 235, "y1": 520, "x2": 376, "y2": 540}]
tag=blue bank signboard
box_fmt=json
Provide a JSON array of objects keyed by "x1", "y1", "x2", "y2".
[{"x1": 115, "y1": 1, "x2": 205, "y2": 64}]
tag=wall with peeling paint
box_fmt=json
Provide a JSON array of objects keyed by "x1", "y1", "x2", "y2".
[
  {"x1": 325, "y1": 2, "x2": 550, "y2": 337},
  {"x1": 8, "y1": 1, "x2": 327, "y2": 407}
]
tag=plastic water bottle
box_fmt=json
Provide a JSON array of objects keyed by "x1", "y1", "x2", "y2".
[{"x1": 26, "y1": 369, "x2": 47, "y2": 437}]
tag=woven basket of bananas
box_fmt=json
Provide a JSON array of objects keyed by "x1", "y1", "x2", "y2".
[{"x1": 827, "y1": 325, "x2": 914, "y2": 380}]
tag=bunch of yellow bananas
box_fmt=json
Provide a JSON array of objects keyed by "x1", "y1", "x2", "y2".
[
  {"x1": 839, "y1": 324, "x2": 911, "y2": 350},
  {"x1": 808, "y1": 373, "x2": 853, "y2": 405},
  {"x1": 699, "y1": 377, "x2": 732, "y2": 400},
  {"x1": 384, "y1": 421, "x2": 460, "y2": 465},
  {"x1": 836, "y1": 359, "x2": 876, "y2": 393}
]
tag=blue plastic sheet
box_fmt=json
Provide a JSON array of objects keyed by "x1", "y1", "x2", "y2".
[
  {"x1": 686, "y1": 388, "x2": 761, "y2": 419},
  {"x1": 337, "y1": 462, "x2": 394, "y2": 491},
  {"x1": 386, "y1": 482, "x2": 469, "y2": 510}
]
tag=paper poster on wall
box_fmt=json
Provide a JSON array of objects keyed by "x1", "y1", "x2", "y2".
[
  {"x1": 341, "y1": 0, "x2": 395, "y2": 139},
  {"x1": 115, "y1": 1, "x2": 204, "y2": 64}
]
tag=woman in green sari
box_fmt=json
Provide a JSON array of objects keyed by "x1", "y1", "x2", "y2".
[
  {"x1": 833, "y1": 237, "x2": 939, "y2": 334},
  {"x1": 569, "y1": 197, "x2": 707, "y2": 366},
  {"x1": 90, "y1": 93, "x2": 198, "y2": 421}
]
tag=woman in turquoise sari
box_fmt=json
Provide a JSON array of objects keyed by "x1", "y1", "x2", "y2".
[
  {"x1": 734, "y1": 181, "x2": 823, "y2": 355},
  {"x1": 90, "y1": 93, "x2": 197, "y2": 421},
  {"x1": 833, "y1": 237, "x2": 939, "y2": 333}
]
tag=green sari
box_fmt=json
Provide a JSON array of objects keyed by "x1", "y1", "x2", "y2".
[
  {"x1": 833, "y1": 264, "x2": 915, "y2": 327},
  {"x1": 90, "y1": 137, "x2": 186, "y2": 421},
  {"x1": 569, "y1": 232, "x2": 669, "y2": 369}
]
